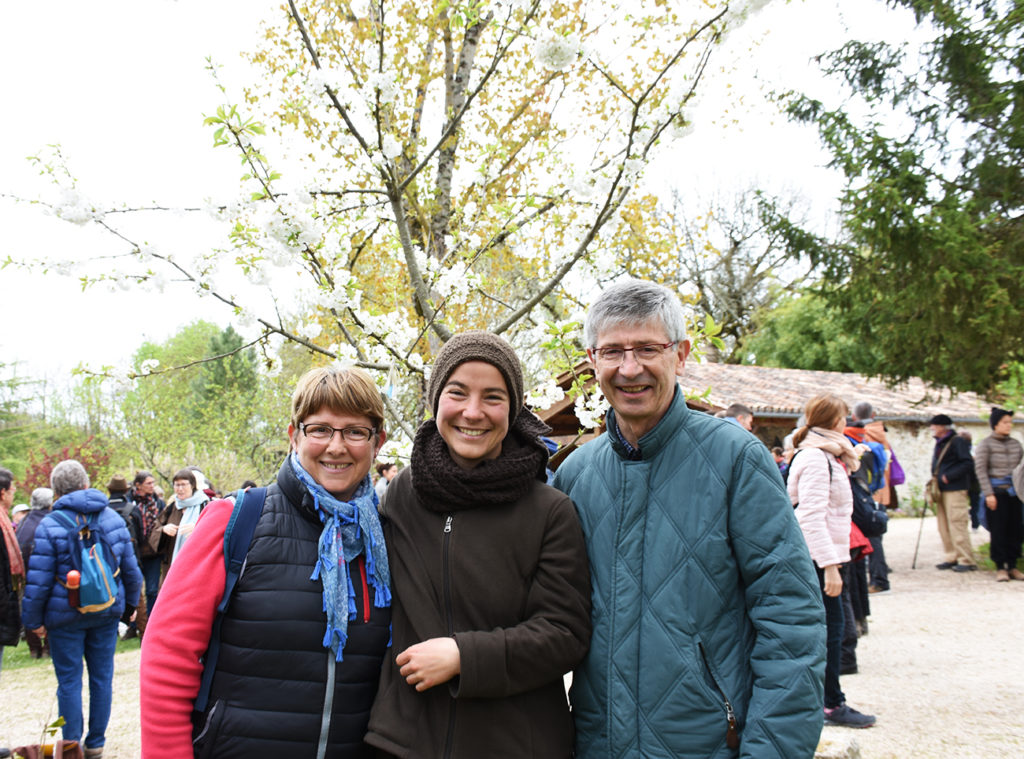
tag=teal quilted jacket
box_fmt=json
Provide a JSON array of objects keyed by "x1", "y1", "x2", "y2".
[{"x1": 554, "y1": 390, "x2": 825, "y2": 759}]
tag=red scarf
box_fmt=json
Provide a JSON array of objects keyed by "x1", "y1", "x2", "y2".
[{"x1": 1, "y1": 507, "x2": 25, "y2": 580}]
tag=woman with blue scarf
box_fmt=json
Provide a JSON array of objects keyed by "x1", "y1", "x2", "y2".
[
  {"x1": 148, "y1": 468, "x2": 210, "y2": 568},
  {"x1": 140, "y1": 366, "x2": 392, "y2": 759}
]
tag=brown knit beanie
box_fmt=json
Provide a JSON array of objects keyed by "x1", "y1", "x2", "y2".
[{"x1": 427, "y1": 331, "x2": 524, "y2": 424}]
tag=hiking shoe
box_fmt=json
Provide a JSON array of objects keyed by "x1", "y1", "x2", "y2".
[
  {"x1": 996, "y1": 569, "x2": 1010, "y2": 582},
  {"x1": 868, "y1": 585, "x2": 890, "y2": 595},
  {"x1": 952, "y1": 564, "x2": 978, "y2": 572},
  {"x1": 935, "y1": 561, "x2": 957, "y2": 570},
  {"x1": 1009, "y1": 568, "x2": 1024, "y2": 581},
  {"x1": 824, "y1": 703, "x2": 876, "y2": 729},
  {"x1": 84, "y1": 747, "x2": 104, "y2": 759}
]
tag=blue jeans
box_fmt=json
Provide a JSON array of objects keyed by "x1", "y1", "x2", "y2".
[
  {"x1": 140, "y1": 555, "x2": 163, "y2": 612},
  {"x1": 47, "y1": 619, "x2": 119, "y2": 749},
  {"x1": 817, "y1": 566, "x2": 846, "y2": 709}
]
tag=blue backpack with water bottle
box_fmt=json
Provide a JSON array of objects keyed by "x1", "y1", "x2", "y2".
[{"x1": 50, "y1": 510, "x2": 120, "y2": 614}]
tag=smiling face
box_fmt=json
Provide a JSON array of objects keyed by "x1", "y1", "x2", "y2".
[
  {"x1": 436, "y1": 361, "x2": 511, "y2": 470},
  {"x1": 589, "y1": 320, "x2": 691, "y2": 444},
  {"x1": 288, "y1": 407, "x2": 383, "y2": 499}
]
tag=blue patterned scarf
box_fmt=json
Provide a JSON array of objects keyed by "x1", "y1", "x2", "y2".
[{"x1": 289, "y1": 453, "x2": 391, "y2": 661}]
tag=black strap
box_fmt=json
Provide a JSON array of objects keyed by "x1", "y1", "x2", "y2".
[{"x1": 193, "y1": 487, "x2": 268, "y2": 714}]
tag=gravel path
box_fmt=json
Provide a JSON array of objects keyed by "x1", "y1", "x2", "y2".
[
  {"x1": 3, "y1": 515, "x2": 1022, "y2": 758},
  {"x1": 822, "y1": 514, "x2": 1024, "y2": 758}
]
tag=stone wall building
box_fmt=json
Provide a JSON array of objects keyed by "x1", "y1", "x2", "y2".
[{"x1": 537, "y1": 361, "x2": 1022, "y2": 503}]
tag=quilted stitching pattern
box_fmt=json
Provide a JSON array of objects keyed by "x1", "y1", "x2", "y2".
[{"x1": 556, "y1": 397, "x2": 825, "y2": 759}]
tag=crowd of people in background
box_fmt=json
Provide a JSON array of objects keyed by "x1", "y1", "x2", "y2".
[{"x1": 1, "y1": 277, "x2": 1023, "y2": 758}]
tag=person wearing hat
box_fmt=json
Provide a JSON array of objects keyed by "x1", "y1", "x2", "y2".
[
  {"x1": 365, "y1": 331, "x2": 591, "y2": 758},
  {"x1": 928, "y1": 413, "x2": 978, "y2": 571},
  {"x1": 973, "y1": 408, "x2": 1024, "y2": 581},
  {"x1": 11, "y1": 504, "x2": 30, "y2": 526}
]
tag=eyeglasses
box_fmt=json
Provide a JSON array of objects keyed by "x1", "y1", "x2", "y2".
[
  {"x1": 298, "y1": 422, "x2": 376, "y2": 444},
  {"x1": 592, "y1": 342, "x2": 677, "y2": 365}
]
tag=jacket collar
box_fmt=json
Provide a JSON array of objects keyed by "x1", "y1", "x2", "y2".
[
  {"x1": 607, "y1": 386, "x2": 689, "y2": 461},
  {"x1": 54, "y1": 488, "x2": 110, "y2": 515}
]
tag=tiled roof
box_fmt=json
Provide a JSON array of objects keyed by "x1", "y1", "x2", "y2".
[{"x1": 679, "y1": 362, "x2": 994, "y2": 422}]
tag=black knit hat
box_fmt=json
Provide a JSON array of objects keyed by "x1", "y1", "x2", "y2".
[
  {"x1": 990, "y1": 407, "x2": 1013, "y2": 429},
  {"x1": 427, "y1": 331, "x2": 524, "y2": 423},
  {"x1": 929, "y1": 413, "x2": 953, "y2": 426}
]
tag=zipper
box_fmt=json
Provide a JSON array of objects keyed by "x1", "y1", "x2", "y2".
[
  {"x1": 358, "y1": 555, "x2": 370, "y2": 623},
  {"x1": 698, "y1": 642, "x2": 740, "y2": 750},
  {"x1": 442, "y1": 514, "x2": 456, "y2": 759}
]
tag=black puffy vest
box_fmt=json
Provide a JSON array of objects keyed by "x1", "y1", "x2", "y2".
[{"x1": 193, "y1": 462, "x2": 392, "y2": 759}]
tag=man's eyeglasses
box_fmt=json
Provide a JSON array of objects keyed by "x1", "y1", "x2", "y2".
[
  {"x1": 591, "y1": 342, "x2": 677, "y2": 365},
  {"x1": 298, "y1": 422, "x2": 376, "y2": 444}
]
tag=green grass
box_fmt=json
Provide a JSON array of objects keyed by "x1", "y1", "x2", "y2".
[
  {"x1": 973, "y1": 542, "x2": 1024, "y2": 572},
  {"x1": 2, "y1": 634, "x2": 141, "y2": 671}
]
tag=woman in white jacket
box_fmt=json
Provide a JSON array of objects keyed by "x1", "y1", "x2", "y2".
[{"x1": 787, "y1": 393, "x2": 876, "y2": 730}]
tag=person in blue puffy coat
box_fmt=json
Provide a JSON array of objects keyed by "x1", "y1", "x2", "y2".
[{"x1": 21, "y1": 459, "x2": 143, "y2": 759}]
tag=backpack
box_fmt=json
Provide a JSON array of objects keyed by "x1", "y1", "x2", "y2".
[
  {"x1": 50, "y1": 510, "x2": 121, "y2": 614},
  {"x1": 850, "y1": 478, "x2": 888, "y2": 538},
  {"x1": 846, "y1": 437, "x2": 888, "y2": 494},
  {"x1": 193, "y1": 487, "x2": 268, "y2": 717}
]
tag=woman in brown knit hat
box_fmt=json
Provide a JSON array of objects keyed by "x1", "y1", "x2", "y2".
[{"x1": 366, "y1": 331, "x2": 591, "y2": 759}]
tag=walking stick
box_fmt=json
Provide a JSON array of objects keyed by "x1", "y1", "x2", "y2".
[{"x1": 911, "y1": 499, "x2": 929, "y2": 569}]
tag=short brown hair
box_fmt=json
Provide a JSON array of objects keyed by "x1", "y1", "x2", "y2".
[
  {"x1": 291, "y1": 366, "x2": 385, "y2": 434},
  {"x1": 793, "y1": 394, "x2": 849, "y2": 448},
  {"x1": 172, "y1": 469, "x2": 197, "y2": 494}
]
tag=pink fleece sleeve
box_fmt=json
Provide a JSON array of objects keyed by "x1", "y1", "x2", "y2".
[{"x1": 140, "y1": 499, "x2": 232, "y2": 759}]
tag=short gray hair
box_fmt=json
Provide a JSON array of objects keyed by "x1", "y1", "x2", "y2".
[
  {"x1": 50, "y1": 460, "x2": 90, "y2": 498},
  {"x1": 584, "y1": 279, "x2": 689, "y2": 348},
  {"x1": 852, "y1": 401, "x2": 874, "y2": 421},
  {"x1": 30, "y1": 488, "x2": 54, "y2": 510}
]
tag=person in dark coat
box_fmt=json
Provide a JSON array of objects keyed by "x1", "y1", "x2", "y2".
[
  {"x1": 928, "y1": 414, "x2": 977, "y2": 571},
  {"x1": 107, "y1": 475, "x2": 147, "y2": 638},
  {"x1": 1, "y1": 467, "x2": 21, "y2": 759},
  {"x1": 140, "y1": 366, "x2": 392, "y2": 758},
  {"x1": 15, "y1": 487, "x2": 54, "y2": 657},
  {"x1": 131, "y1": 471, "x2": 165, "y2": 614},
  {"x1": 1, "y1": 467, "x2": 24, "y2": 673},
  {"x1": 366, "y1": 331, "x2": 591, "y2": 759},
  {"x1": 20, "y1": 460, "x2": 143, "y2": 759}
]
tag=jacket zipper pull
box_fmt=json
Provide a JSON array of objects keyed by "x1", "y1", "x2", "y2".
[
  {"x1": 725, "y1": 704, "x2": 739, "y2": 749},
  {"x1": 443, "y1": 515, "x2": 452, "y2": 534}
]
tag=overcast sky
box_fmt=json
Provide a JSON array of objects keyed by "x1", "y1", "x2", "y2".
[{"x1": 0, "y1": 0, "x2": 915, "y2": 382}]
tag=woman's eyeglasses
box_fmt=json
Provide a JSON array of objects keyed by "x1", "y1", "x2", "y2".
[{"x1": 298, "y1": 422, "x2": 376, "y2": 444}]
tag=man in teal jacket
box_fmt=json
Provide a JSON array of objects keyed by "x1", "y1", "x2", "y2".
[{"x1": 554, "y1": 279, "x2": 825, "y2": 758}]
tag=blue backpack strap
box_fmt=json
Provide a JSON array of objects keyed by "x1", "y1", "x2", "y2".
[{"x1": 194, "y1": 487, "x2": 267, "y2": 715}]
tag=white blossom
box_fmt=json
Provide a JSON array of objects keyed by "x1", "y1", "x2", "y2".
[
  {"x1": 148, "y1": 270, "x2": 167, "y2": 293},
  {"x1": 622, "y1": 158, "x2": 646, "y2": 180},
  {"x1": 381, "y1": 134, "x2": 402, "y2": 160},
  {"x1": 53, "y1": 188, "x2": 100, "y2": 225},
  {"x1": 574, "y1": 386, "x2": 608, "y2": 431},
  {"x1": 139, "y1": 358, "x2": 160, "y2": 374},
  {"x1": 534, "y1": 29, "x2": 581, "y2": 72},
  {"x1": 526, "y1": 379, "x2": 565, "y2": 411},
  {"x1": 297, "y1": 321, "x2": 323, "y2": 340},
  {"x1": 367, "y1": 70, "x2": 399, "y2": 104},
  {"x1": 667, "y1": 117, "x2": 695, "y2": 140}
]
